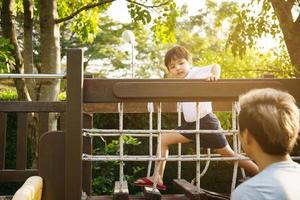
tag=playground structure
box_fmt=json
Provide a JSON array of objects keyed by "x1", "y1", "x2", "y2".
[{"x1": 0, "y1": 48, "x2": 300, "y2": 200}]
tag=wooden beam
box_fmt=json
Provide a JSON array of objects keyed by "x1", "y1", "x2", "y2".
[
  {"x1": 83, "y1": 78, "x2": 300, "y2": 103},
  {"x1": 0, "y1": 169, "x2": 38, "y2": 182},
  {"x1": 66, "y1": 48, "x2": 83, "y2": 200},
  {"x1": 143, "y1": 186, "x2": 161, "y2": 200},
  {"x1": 0, "y1": 101, "x2": 66, "y2": 112},
  {"x1": 173, "y1": 179, "x2": 207, "y2": 200},
  {"x1": 113, "y1": 181, "x2": 129, "y2": 200}
]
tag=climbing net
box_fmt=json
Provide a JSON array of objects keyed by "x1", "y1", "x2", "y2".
[{"x1": 82, "y1": 101, "x2": 300, "y2": 192}]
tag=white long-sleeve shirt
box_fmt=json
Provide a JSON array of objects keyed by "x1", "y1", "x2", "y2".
[{"x1": 182, "y1": 65, "x2": 219, "y2": 122}]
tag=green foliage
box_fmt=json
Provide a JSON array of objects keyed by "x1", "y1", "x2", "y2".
[
  {"x1": 151, "y1": 1, "x2": 179, "y2": 44},
  {"x1": 167, "y1": 1, "x2": 295, "y2": 79},
  {"x1": 78, "y1": 0, "x2": 296, "y2": 79},
  {"x1": 92, "y1": 131, "x2": 143, "y2": 194},
  {"x1": 58, "y1": 91, "x2": 66, "y2": 101},
  {"x1": 0, "y1": 38, "x2": 15, "y2": 73},
  {"x1": 58, "y1": 0, "x2": 179, "y2": 46},
  {"x1": 58, "y1": 0, "x2": 180, "y2": 78},
  {"x1": 126, "y1": 0, "x2": 179, "y2": 44},
  {"x1": 220, "y1": 48, "x2": 295, "y2": 78},
  {"x1": 76, "y1": 16, "x2": 130, "y2": 74},
  {"x1": 0, "y1": 89, "x2": 18, "y2": 100},
  {"x1": 69, "y1": 8, "x2": 101, "y2": 43},
  {"x1": 128, "y1": 3, "x2": 151, "y2": 24},
  {"x1": 58, "y1": 0, "x2": 111, "y2": 44},
  {"x1": 215, "y1": 112, "x2": 232, "y2": 130},
  {"x1": 226, "y1": 0, "x2": 281, "y2": 57}
]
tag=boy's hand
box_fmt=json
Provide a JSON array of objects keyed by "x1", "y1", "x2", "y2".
[
  {"x1": 206, "y1": 74, "x2": 219, "y2": 81},
  {"x1": 207, "y1": 63, "x2": 221, "y2": 81}
]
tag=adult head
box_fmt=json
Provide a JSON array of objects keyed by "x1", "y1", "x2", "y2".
[{"x1": 238, "y1": 88, "x2": 299, "y2": 156}]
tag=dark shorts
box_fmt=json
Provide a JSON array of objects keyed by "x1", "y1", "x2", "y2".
[{"x1": 176, "y1": 113, "x2": 228, "y2": 149}]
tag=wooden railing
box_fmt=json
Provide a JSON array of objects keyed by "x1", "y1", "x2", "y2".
[{"x1": 0, "y1": 102, "x2": 66, "y2": 183}]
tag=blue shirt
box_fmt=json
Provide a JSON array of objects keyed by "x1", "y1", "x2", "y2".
[{"x1": 231, "y1": 161, "x2": 300, "y2": 200}]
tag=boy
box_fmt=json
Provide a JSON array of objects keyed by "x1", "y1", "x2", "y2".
[
  {"x1": 231, "y1": 88, "x2": 300, "y2": 199},
  {"x1": 134, "y1": 46, "x2": 258, "y2": 190}
]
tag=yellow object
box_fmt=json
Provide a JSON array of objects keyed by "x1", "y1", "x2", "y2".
[{"x1": 12, "y1": 176, "x2": 43, "y2": 200}]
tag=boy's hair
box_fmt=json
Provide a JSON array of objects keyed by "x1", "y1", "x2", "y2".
[
  {"x1": 239, "y1": 88, "x2": 299, "y2": 155},
  {"x1": 164, "y1": 46, "x2": 192, "y2": 70}
]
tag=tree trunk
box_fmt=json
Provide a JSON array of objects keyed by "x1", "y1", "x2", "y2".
[
  {"x1": 23, "y1": 0, "x2": 41, "y2": 168},
  {"x1": 271, "y1": 0, "x2": 300, "y2": 76},
  {"x1": 1, "y1": 0, "x2": 30, "y2": 100},
  {"x1": 39, "y1": 0, "x2": 61, "y2": 130},
  {"x1": 23, "y1": 0, "x2": 37, "y2": 100}
]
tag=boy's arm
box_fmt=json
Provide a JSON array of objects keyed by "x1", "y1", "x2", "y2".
[
  {"x1": 207, "y1": 64, "x2": 221, "y2": 81},
  {"x1": 210, "y1": 64, "x2": 221, "y2": 78}
]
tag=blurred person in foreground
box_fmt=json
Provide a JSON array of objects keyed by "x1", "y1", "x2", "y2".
[{"x1": 231, "y1": 88, "x2": 300, "y2": 200}]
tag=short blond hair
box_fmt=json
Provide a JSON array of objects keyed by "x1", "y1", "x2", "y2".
[{"x1": 239, "y1": 88, "x2": 299, "y2": 155}]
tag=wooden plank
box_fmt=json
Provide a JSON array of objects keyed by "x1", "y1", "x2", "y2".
[
  {"x1": 0, "y1": 101, "x2": 66, "y2": 112},
  {"x1": 0, "y1": 169, "x2": 38, "y2": 182},
  {"x1": 113, "y1": 181, "x2": 129, "y2": 200},
  {"x1": 82, "y1": 113, "x2": 93, "y2": 196},
  {"x1": 0, "y1": 113, "x2": 7, "y2": 169},
  {"x1": 16, "y1": 113, "x2": 27, "y2": 170},
  {"x1": 66, "y1": 48, "x2": 83, "y2": 200},
  {"x1": 143, "y1": 186, "x2": 161, "y2": 200},
  {"x1": 83, "y1": 79, "x2": 300, "y2": 103},
  {"x1": 173, "y1": 179, "x2": 207, "y2": 200}
]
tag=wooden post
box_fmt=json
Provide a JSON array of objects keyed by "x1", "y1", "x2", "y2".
[
  {"x1": 0, "y1": 113, "x2": 7, "y2": 169},
  {"x1": 66, "y1": 48, "x2": 83, "y2": 200},
  {"x1": 16, "y1": 113, "x2": 28, "y2": 170}
]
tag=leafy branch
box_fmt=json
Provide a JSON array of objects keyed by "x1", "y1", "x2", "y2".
[
  {"x1": 125, "y1": 0, "x2": 169, "y2": 9},
  {"x1": 55, "y1": 0, "x2": 170, "y2": 24},
  {"x1": 55, "y1": 0, "x2": 116, "y2": 24}
]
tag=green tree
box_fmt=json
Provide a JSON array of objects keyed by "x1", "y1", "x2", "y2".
[
  {"x1": 171, "y1": 1, "x2": 294, "y2": 79},
  {"x1": 227, "y1": 0, "x2": 300, "y2": 76}
]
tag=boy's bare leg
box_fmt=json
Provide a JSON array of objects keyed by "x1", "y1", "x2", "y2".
[
  {"x1": 135, "y1": 132, "x2": 191, "y2": 184},
  {"x1": 154, "y1": 133, "x2": 191, "y2": 182},
  {"x1": 216, "y1": 145, "x2": 259, "y2": 176}
]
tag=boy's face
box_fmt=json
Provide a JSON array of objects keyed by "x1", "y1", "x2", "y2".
[{"x1": 167, "y1": 58, "x2": 191, "y2": 78}]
